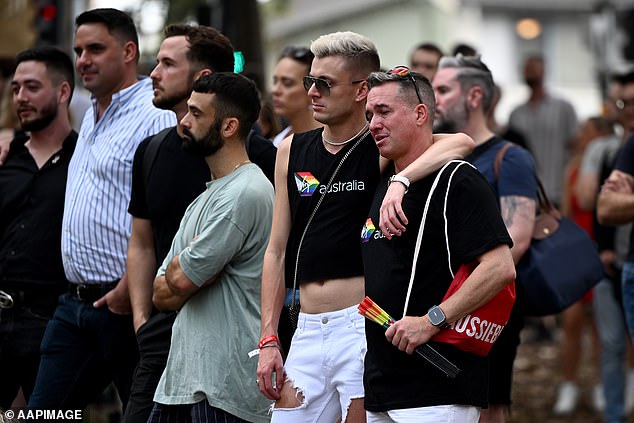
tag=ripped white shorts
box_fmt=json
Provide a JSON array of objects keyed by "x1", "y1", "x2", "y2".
[{"x1": 271, "y1": 304, "x2": 366, "y2": 423}]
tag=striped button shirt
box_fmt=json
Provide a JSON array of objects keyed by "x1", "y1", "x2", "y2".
[{"x1": 62, "y1": 77, "x2": 176, "y2": 284}]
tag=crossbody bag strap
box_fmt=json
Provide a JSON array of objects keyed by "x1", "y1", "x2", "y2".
[
  {"x1": 494, "y1": 142, "x2": 558, "y2": 229},
  {"x1": 493, "y1": 142, "x2": 514, "y2": 183},
  {"x1": 402, "y1": 160, "x2": 472, "y2": 318},
  {"x1": 290, "y1": 132, "x2": 369, "y2": 308}
]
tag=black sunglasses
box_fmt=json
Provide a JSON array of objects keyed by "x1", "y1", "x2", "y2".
[
  {"x1": 303, "y1": 75, "x2": 365, "y2": 96},
  {"x1": 280, "y1": 47, "x2": 313, "y2": 65},
  {"x1": 387, "y1": 66, "x2": 424, "y2": 104}
]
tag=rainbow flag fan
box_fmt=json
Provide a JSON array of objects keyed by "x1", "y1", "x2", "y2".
[{"x1": 358, "y1": 296, "x2": 461, "y2": 379}]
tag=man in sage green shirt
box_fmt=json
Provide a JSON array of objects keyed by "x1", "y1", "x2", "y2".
[{"x1": 149, "y1": 73, "x2": 274, "y2": 422}]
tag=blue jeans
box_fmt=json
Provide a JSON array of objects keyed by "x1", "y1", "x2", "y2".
[
  {"x1": 595, "y1": 278, "x2": 628, "y2": 423},
  {"x1": 623, "y1": 262, "x2": 634, "y2": 341},
  {"x1": 28, "y1": 293, "x2": 138, "y2": 410}
]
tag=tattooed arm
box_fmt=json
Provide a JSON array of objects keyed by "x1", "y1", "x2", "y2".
[{"x1": 500, "y1": 195, "x2": 536, "y2": 265}]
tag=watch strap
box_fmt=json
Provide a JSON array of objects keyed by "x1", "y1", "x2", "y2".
[{"x1": 389, "y1": 174, "x2": 410, "y2": 192}]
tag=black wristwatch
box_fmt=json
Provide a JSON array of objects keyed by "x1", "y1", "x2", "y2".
[{"x1": 427, "y1": 305, "x2": 449, "y2": 329}]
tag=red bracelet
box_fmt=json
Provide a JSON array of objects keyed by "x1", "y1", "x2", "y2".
[{"x1": 258, "y1": 335, "x2": 280, "y2": 349}]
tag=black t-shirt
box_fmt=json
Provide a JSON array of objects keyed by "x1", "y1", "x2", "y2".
[
  {"x1": 129, "y1": 128, "x2": 210, "y2": 263},
  {"x1": 0, "y1": 130, "x2": 77, "y2": 289},
  {"x1": 362, "y1": 161, "x2": 513, "y2": 411},
  {"x1": 285, "y1": 128, "x2": 380, "y2": 287},
  {"x1": 247, "y1": 131, "x2": 277, "y2": 185}
]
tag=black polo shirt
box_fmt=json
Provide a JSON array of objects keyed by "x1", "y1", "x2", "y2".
[{"x1": 0, "y1": 130, "x2": 77, "y2": 290}]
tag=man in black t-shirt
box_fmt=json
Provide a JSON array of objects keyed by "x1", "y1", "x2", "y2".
[
  {"x1": 124, "y1": 24, "x2": 275, "y2": 423},
  {"x1": 362, "y1": 69, "x2": 515, "y2": 421},
  {"x1": 0, "y1": 47, "x2": 76, "y2": 407}
]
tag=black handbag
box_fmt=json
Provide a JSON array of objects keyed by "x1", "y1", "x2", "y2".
[{"x1": 495, "y1": 144, "x2": 604, "y2": 316}]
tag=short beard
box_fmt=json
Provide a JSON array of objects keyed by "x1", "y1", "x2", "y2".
[
  {"x1": 432, "y1": 101, "x2": 469, "y2": 134},
  {"x1": 432, "y1": 116, "x2": 458, "y2": 133},
  {"x1": 20, "y1": 102, "x2": 57, "y2": 132},
  {"x1": 152, "y1": 81, "x2": 192, "y2": 111},
  {"x1": 182, "y1": 120, "x2": 224, "y2": 157},
  {"x1": 153, "y1": 90, "x2": 189, "y2": 111}
]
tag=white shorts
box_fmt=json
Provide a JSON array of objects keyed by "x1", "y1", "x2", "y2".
[
  {"x1": 367, "y1": 405, "x2": 480, "y2": 423},
  {"x1": 271, "y1": 304, "x2": 366, "y2": 423}
]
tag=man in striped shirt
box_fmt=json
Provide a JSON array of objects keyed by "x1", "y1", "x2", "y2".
[{"x1": 28, "y1": 8, "x2": 176, "y2": 412}]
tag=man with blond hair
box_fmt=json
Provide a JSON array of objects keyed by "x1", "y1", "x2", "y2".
[{"x1": 256, "y1": 31, "x2": 473, "y2": 422}]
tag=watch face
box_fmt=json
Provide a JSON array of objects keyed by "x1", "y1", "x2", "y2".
[{"x1": 429, "y1": 306, "x2": 446, "y2": 327}]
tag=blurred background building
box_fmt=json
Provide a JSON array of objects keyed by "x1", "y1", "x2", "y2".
[
  {"x1": 1, "y1": 0, "x2": 633, "y2": 122},
  {"x1": 262, "y1": 0, "x2": 634, "y2": 123}
]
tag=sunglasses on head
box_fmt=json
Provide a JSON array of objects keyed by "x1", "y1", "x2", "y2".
[
  {"x1": 303, "y1": 75, "x2": 365, "y2": 96},
  {"x1": 282, "y1": 46, "x2": 311, "y2": 59},
  {"x1": 280, "y1": 46, "x2": 314, "y2": 66},
  {"x1": 387, "y1": 66, "x2": 424, "y2": 104}
]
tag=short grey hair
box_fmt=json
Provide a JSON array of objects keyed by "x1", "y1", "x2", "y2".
[
  {"x1": 310, "y1": 31, "x2": 380, "y2": 77},
  {"x1": 438, "y1": 54, "x2": 495, "y2": 111},
  {"x1": 367, "y1": 70, "x2": 436, "y2": 117}
]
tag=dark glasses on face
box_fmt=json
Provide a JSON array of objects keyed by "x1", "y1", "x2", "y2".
[
  {"x1": 387, "y1": 65, "x2": 424, "y2": 104},
  {"x1": 303, "y1": 75, "x2": 365, "y2": 96}
]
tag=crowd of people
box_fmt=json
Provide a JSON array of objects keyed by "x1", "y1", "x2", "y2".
[{"x1": 0, "y1": 6, "x2": 633, "y2": 423}]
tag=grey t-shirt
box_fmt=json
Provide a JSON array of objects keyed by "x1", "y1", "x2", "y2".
[
  {"x1": 154, "y1": 164, "x2": 274, "y2": 422},
  {"x1": 579, "y1": 135, "x2": 631, "y2": 266},
  {"x1": 509, "y1": 93, "x2": 577, "y2": 204},
  {"x1": 579, "y1": 134, "x2": 620, "y2": 175}
]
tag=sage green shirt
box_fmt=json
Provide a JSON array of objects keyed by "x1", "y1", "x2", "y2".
[{"x1": 154, "y1": 164, "x2": 274, "y2": 422}]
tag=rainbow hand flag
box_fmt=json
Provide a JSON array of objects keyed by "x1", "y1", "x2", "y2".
[{"x1": 358, "y1": 296, "x2": 461, "y2": 378}]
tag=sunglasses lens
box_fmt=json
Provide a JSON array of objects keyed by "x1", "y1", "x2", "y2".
[
  {"x1": 315, "y1": 79, "x2": 329, "y2": 94},
  {"x1": 303, "y1": 77, "x2": 330, "y2": 95},
  {"x1": 303, "y1": 76, "x2": 312, "y2": 91}
]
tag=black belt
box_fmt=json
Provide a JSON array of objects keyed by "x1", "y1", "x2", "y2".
[
  {"x1": 0, "y1": 285, "x2": 66, "y2": 310},
  {"x1": 68, "y1": 280, "x2": 119, "y2": 302}
]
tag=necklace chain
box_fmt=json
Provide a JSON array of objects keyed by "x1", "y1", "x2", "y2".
[
  {"x1": 322, "y1": 124, "x2": 369, "y2": 147},
  {"x1": 232, "y1": 160, "x2": 251, "y2": 172}
]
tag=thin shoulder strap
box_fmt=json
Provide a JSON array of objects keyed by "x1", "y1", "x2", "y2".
[
  {"x1": 290, "y1": 132, "x2": 369, "y2": 307},
  {"x1": 143, "y1": 127, "x2": 172, "y2": 187},
  {"x1": 402, "y1": 160, "x2": 472, "y2": 318}
]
